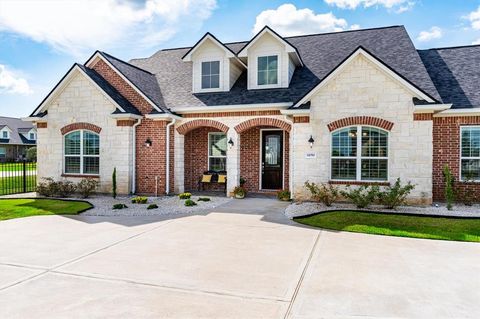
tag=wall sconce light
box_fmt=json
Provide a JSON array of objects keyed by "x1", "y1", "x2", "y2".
[
  {"x1": 228, "y1": 137, "x2": 234, "y2": 148},
  {"x1": 145, "y1": 138, "x2": 152, "y2": 148},
  {"x1": 308, "y1": 135, "x2": 315, "y2": 148}
]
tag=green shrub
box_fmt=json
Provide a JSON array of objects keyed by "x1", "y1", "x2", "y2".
[
  {"x1": 233, "y1": 186, "x2": 247, "y2": 198},
  {"x1": 198, "y1": 197, "x2": 211, "y2": 202},
  {"x1": 131, "y1": 196, "x2": 148, "y2": 204},
  {"x1": 26, "y1": 147, "x2": 37, "y2": 161},
  {"x1": 113, "y1": 203, "x2": 128, "y2": 210},
  {"x1": 56, "y1": 180, "x2": 77, "y2": 198},
  {"x1": 443, "y1": 165, "x2": 455, "y2": 210},
  {"x1": 304, "y1": 181, "x2": 339, "y2": 207},
  {"x1": 76, "y1": 178, "x2": 99, "y2": 198},
  {"x1": 277, "y1": 190, "x2": 291, "y2": 201},
  {"x1": 184, "y1": 199, "x2": 197, "y2": 206},
  {"x1": 112, "y1": 167, "x2": 117, "y2": 199},
  {"x1": 147, "y1": 204, "x2": 158, "y2": 210},
  {"x1": 341, "y1": 185, "x2": 380, "y2": 209},
  {"x1": 179, "y1": 192, "x2": 192, "y2": 199},
  {"x1": 36, "y1": 177, "x2": 59, "y2": 197},
  {"x1": 378, "y1": 178, "x2": 415, "y2": 209}
]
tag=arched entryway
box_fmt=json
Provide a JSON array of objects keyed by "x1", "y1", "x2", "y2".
[{"x1": 235, "y1": 118, "x2": 291, "y2": 193}]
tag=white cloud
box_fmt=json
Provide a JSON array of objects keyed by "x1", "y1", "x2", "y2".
[
  {"x1": 466, "y1": 6, "x2": 480, "y2": 30},
  {"x1": 324, "y1": 0, "x2": 414, "y2": 12},
  {"x1": 350, "y1": 24, "x2": 361, "y2": 30},
  {"x1": 473, "y1": 39, "x2": 480, "y2": 45},
  {"x1": 0, "y1": 65, "x2": 32, "y2": 95},
  {"x1": 253, "y1": 4, "x2": 351, "y2": 36},
  {"x1": 0, "y1": 0, "x2": 217, "y2": 56},
  {"x1": 417, "y1": 26, "x2": 442, "y2": 42}
]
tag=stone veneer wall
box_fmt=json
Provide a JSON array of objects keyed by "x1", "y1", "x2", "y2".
[
  {"x1": 432, "y1": 116, "x2": 480, "y2": 201},
  {"x1": 291, "y1": 54, "x2": 433, "y2": 203},
  {"x1": 36, "y1": 72, "x2": 133, "y2": 194}
]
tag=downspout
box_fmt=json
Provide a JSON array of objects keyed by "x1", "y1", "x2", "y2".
[
  {"x1": 131, "y1": 119, "x2": 142, "y2": 194},
  {"x1": 165, "y1": 118, "x2": 176, "y2": 195}
]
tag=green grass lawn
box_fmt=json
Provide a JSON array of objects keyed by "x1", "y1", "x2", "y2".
[
  {"x1": 0, "y1": 162, "x2": 36, "y2": 172},
  {"x1": 0, "y1": 175, "x2": 36, "y2": 195},
  {"x1": 294, "y1": 211, "x2": 480, "y2": 242},
  {"x1": 0, "y1": 199, "x2": 92, "y2": 221}
]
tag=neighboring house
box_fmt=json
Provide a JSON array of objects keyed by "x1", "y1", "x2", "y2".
[
  {"x1": 25, "y1": 25, "x2": 480, "y2": 202},
  {"x1": 0, "y1": 117, "x2": 36, "y2": 162}
]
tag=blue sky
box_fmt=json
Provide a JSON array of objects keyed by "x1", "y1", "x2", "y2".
[{"x1": 1, "y1": 0, "x2": 480, "y2": 118}]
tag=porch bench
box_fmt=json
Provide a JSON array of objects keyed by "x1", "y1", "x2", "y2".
[{"x1": 198, "y1": 170, "x2": 227, "y2": 191}]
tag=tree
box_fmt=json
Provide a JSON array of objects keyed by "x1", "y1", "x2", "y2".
[{"x1": 26, "y1": 147, "x2": 37, "y2": 161}]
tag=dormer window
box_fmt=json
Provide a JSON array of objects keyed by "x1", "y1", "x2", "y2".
[
  {"x1": 2, "y1": 131, "x2": 8, "y2": 139},
  {"x1": 201, "y1": 61, "x2": 220, "y2": 90},
  {"x1": 29, "y1": 132, "x2": 36, "y2": 140},
  {"x1": 257, "y1": 55, "x2": 278, "y2": 86}
]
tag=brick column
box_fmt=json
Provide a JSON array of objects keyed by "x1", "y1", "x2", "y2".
[
  {"x1": 174, "y1": 129, "x2": 185, "y2": 194},
  {"x1": 226, "y1": 129, "x2": 240, "y2": 196}
]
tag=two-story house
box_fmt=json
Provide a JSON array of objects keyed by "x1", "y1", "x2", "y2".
[{"x1": 25, "y1": 25, "x2": 480, "y2": 203}]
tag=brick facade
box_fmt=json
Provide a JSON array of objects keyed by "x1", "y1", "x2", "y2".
[
  {"x1": 184, "y1": 127, "x2": 225, "y2": 191},
  {"x1": 432, "y1": 116, "x2": 480, "y2": 201},
  {"x1": 60, "y1": 122, "x2": 102, "y2": 135},
  {"x1": 92, "y1": 59, "x2": 171, "y2": 195},
  {"x1": 177, "y1": 119, "x2": 229, "y2": 135},
  {"x1": 293, "y1": 116, "x2": 310, "y2": 123},
  {"x1": 240, "y1": 126, "x2": 289, "y2": 193},
  {"x1": 235, "y1": 118, "x2": 291, "y2": 134},
  {"x1": 116, "y1": 119, "x2": 137, "y2": 127},
  {"x1": 327, "y1": 116, "x2": 394, "y2": 132}
]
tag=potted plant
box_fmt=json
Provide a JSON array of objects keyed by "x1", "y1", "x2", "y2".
[
  {"x1": 239, "y1": 177, "x2": 246, "y2": 187},
  {"x1": 233, "y1": 186, "x2": 247, "y2": 199},
  {"x1": 277, "y1": 190, "x2": 291, "y2": 201}
]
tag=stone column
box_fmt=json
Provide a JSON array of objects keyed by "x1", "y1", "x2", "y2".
[
  {"x1": 226, "y1": 129, "x2": 240, "y2": 196},
  {"x1": 174, "y1": 130, "x2": 184, "y2": 194}
]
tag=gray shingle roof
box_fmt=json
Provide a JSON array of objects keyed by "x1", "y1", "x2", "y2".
[
  {"x1": 129, "y1": 26, "x2": 441, "y2": 110},
  {"x1": 418, "y1": 45, "x2": 480, "y2": 108},
  {"x1": 99, "y1": 52, "x2": 166, "y2": 113},
  {"x1": 0, "y1": 117, "x2": 35, "y2": 145}
]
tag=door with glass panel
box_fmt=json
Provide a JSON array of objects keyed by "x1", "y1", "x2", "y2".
[{"x1": 261, "y1": 130, "x2": 283, "y2": 189}]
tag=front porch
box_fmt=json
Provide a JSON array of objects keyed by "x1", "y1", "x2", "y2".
[{"x1": 174, "y1": 117, "x2": 291, "y2": 196}]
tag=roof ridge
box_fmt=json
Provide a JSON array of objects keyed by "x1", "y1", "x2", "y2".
[
  {"x1": 99, "y1": 51, "x2": 154, "y2": 75},
  {"x1": 421, "y1": 44, "x2": 480, "y2": 51}
]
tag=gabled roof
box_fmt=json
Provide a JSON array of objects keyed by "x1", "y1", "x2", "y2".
[
  {"x1": 182, "y1": 32, "x2": 237, "y2": 61},
  {"x1": 418, "y1": 45, "x2": 480, "y2": 108},
  {"x1": 237, "y1": 26, "x2": 303, "y2": 66},
  {"x1": 129, "y1": 26, "x2": 441, "y2": 110},
  {"x1": 292, "y1": 46, "x2": 439, "y2": 108},
  {"x1": 0, "y1": 117, "x2": 35, "y2": 145},
  {"x1": 30, "y1": 64, "x2": 140, "y2": 117},
  {"x1": 85, "y1": 51, "x2": 166, "y2": 113}
]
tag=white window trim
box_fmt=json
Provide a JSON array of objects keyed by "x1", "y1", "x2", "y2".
[
  {"x1": 29, "y1": 132, "x2": 36, "y2": 140},
  {"x1": 330, "y1": 125, "x2": 389, "y2": 182},
  {"x1": 253, "y1": 51, "x2": 281, "y2": 89},
  {"x1": 63, "y1": 129, "x2": 100, "y2": 176},
  {"x1": 208, "y1": 132, "x2": 227, "y2": 171},
  {"x1": 1, "y1": 130, "x2": 9, "y2": 139},
  {"x1": 196, "y1": 57, "x2": 224, "y2": 93},
  {"x1": 460, "y1": 125, "x2": 480, "y2": 182}
]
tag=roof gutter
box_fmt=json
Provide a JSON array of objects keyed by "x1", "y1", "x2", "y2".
[
  {"x1": 172, "y1": 102, "x2": 292, "y2": 114},
  {"x1": 434, "y1": 107, "x2": 480, "y2": 117},
  {"x1": 22, "y1": 116, "x2": 47, "y2": 123},
  {"x1": 413, "y1": 104, "x2": 452, "y2": 113},
  {"x1": 280, "y1": 109, "x2": 310, "y2": 116},
  {"x1": 110, "y1": 113, "x2": 143, "y2": 120},
  {"x1": 145, "y1": 113, "x2": 182, "y2": 120}
]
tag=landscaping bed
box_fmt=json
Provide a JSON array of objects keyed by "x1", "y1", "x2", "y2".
[
  {"x1": 0, "y1": 198, "x2": 92, "y2": 221},
  {"x1": 293, "y1": 210, "x2": 480, "y2": 242}
]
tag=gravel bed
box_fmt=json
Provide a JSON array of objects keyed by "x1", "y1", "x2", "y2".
[
  {"x1": 81, "y1": 195, "x2": 232, "y2": 216},
  {"x1": 285, "y1": 201, "x2": 480, "y2": 219}
]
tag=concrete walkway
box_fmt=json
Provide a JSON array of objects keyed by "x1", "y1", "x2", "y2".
[{"x1": 0, "y1": 198, "x2": 479, "y2": 318}]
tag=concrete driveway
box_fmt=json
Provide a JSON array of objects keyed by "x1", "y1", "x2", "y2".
[{"x1": 0, "y1": 198, "x2": 479, "y2": 318}]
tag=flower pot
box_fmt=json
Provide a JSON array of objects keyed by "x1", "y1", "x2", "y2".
[{"x1": 234, "y1": 193, "x2": 245, "y2": 199}]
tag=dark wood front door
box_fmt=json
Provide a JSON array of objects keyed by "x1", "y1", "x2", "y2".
[{"x1": 261, "y1": 130, "x2": 283, "y2": 190}]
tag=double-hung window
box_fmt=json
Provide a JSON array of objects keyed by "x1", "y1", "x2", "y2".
[
  {"x1": 460, "y1": 126, "x2": 480, "y2": 181},
  {"x1": 29, "y1": 132, "x2": 35, "y2": 140},
  {"x1": 64, "y1": 130, "x2": 100, "y2": 175},
  {"x1": 2, "y1": 131, "x2": 8, "y2": 139},
  {"x1": 257, "y1": 55, "x2": 278, "y2": 86},
  {"x1": 208, "y1": 132, "x2": 227, "y2": 171},
  {"x1": 201, "y1": 61, "x2": 220, "y2": 89},
  {"x1": 331, "y1": 126, "x2": 388, "y2": 181}
]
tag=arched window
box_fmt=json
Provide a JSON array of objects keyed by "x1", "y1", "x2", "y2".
[
  {"x1": 331, "y1": 126, "x2": 388, "y2": 181},
  {"x1": 64, "y1": 130, "x2": 99, "y2": 175}
]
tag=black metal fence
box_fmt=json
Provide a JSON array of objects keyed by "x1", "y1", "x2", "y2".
[{"x1": 0, "y1": 161, "x2": 37, "y2": 195}]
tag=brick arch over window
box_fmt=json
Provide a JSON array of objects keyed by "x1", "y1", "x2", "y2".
[
  {"x1": 60, "y1": 122, "x2": 102, "y2": 135},
  {"x1": 234, "y1": 118, "x2": 291, "y2": 134},
  {"x1": 327, "y1": 116, "x2": 394, "y2": 132},
  {"x1": 177, "y1": 119, "x2": 229, "y2": 135}
]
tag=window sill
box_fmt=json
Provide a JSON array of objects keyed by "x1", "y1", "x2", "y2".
[
  {"x1": 62, "y1": 174, "x2": 100, "y2": 178},
  {"x1": 329, "y1": 180, "x2": 390, "y2": 186}
]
